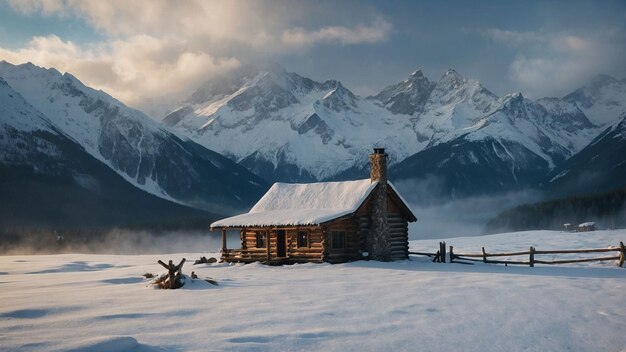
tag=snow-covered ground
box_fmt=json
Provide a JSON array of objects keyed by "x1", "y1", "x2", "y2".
[{"x1": 0, "y1": 230, "x2": 624, "y2": 351}]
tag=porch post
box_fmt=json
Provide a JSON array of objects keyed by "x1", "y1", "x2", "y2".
[
  {"x1": 221, "y1": 228, "x2": 227, "y2": 256},
  {"x1": 266, "y1": 229, "x2": 271, "y2": 260}
]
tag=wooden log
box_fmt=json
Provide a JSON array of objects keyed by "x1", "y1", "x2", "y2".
[
  {"x1": 454, "y1": 256, "x2": 483, "y2": 262},
  {"x1": 174, "y1": 258, "x2": 186, "y2": 272},
  {"x1": 390, "y1": 243, "x2": 409, "y2": 248},
  {"x1": 389, "y1": 225, "x2": 408, "y2": 229},
  {"x1": 157, "y1": 260, "x2": 170, "y2": 270},
  {"x1": 390, "y1": 244, "x2": 409, "y2": 249},
  {"x1": 287, "y1": 252, "x2": 324, "y2": 257},
  {"x1": 455, "y1": 250, "x2": 531, "y2": 258},
  {"x1": 485, "y1": 259, "x2": 530, "y2": 265},
  {"x1": 449, "y1": 245, "x2": 454, "y2": 262},
  {"x1": 534, "y1": 256, "x2": 621, "y2": 265},
  {"x1": 529, "y1": 246, "x2": 535, "y2": 267},
  {"x1": 618, "y1": 242, "x2": 625, "y2": 268},
  {"x1": 534, "y1": 247, "x2": 620, "y2": 254}
]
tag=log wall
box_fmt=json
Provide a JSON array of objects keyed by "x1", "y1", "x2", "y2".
[
  {"x1": 223, "y1": 227, "x2": 326, "y2": 263},
  {"x1": 388, "y1": 212, "x2": 409, "y2": 260},
  {"x1": 324, "y1": 218, "x2": 361, "y2": 264}
]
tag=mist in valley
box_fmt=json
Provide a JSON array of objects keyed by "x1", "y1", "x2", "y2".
[
  {"x1": 394, "y1": 177, "x2": 544, "y2": 240},
  {"x1": 0, "y1": 228, "x2": 234, "y2": 256}
]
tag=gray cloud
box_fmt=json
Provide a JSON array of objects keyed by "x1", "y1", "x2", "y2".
[{"x1": 1, "y1": 0, "x2": 625, "y2": 107}]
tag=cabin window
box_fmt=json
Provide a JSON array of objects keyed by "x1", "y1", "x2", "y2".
[
  {"x1": 297, "y1": 230, "x2": 309, "y2": 248},
  {"x1": 331, "y1": 230, "x2": 346, "y2": 249},
  {"x1": 255, "y1": 231, "x2": 266, "y2": 248}
]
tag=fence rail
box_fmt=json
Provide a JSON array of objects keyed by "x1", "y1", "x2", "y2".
[
  {"x1": 410, "y1": 241, "x2": 625, "y2": 268},
  {"x1": 448, "y1": 241, "x2": 625, "y2": 267},
  {"x1": 409, "y1": 242, "x2": 447, "y2": 262}
]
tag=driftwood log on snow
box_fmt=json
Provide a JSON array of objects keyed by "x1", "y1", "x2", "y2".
[{"x1": 154, "y1": 258, "x2": 186, "y2": 289}]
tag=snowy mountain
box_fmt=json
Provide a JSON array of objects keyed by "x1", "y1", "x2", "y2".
[
  {"x1": 0, "y1": 61, "x2": 267, "y2": 213},
  {"x1": 163, "y1": 64, "x2": 422, "y2": 182},
  {"x1": 368, "y1": 70, "x2": 435, "y2": 116},
  {"x1": 0, "y1": 76, "x2": 217, "y2": 228},
  {"x1": 162, "y1": 65, "x2": 624, "y2": 201},
  {"x1": 542, "y1": 74, "x2": 626, "y2": 196},
  {"x1": 564, "y1": 74, "x2": 626, "y2": 127},
  {"x1": 545, "y1": 114, "x2": 626, "y2": 196}
]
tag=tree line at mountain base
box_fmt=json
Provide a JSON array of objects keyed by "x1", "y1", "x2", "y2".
[{"x1": 485, "y1": 187, "x2": 626, "y2": 234}]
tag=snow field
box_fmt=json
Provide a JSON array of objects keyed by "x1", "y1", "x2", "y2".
[{"x1": 0, "y1": 230, "x2": 624, "y2": 351}]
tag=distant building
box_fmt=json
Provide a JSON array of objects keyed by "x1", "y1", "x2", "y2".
[
  {"x1": 563, "y1": 223, "x2": 572, "y2": 232},
  {"x1": 211, "y1": 148, "x2": 417, "y2": 264},
  {"x1": 578, "y1": 222, "x2": 596, "y2": 232}
]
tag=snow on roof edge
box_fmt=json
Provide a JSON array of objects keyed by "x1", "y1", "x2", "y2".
[
  {"x1": 211, "y1": 179, "x2": 378, "y2": 228},
  {"x1": 211, "y1": 179, "x2": 417, "y2": 228}
]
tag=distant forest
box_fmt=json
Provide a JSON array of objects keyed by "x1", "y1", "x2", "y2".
[{"x1": 485, "y1": 187, "x2": 626, "y2": 234}]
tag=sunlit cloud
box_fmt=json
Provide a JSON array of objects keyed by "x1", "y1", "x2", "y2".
[
  {"x1": 281, "y1": 19, "x2": 392, "y2": 47},
  {"x1": 1, "y1": 0, "x2": 392, "y2": 106},
  {"x1": 0, "y1": 34, "x2": 241, "y2": 105}
]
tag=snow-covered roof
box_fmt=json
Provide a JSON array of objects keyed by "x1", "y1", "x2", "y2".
[
  {"x1": 212, "y1": 179, "x2": 410, "y2": 228},
  {"x1": 579, "y1": 222, "x2": 595, "y2": 227}
]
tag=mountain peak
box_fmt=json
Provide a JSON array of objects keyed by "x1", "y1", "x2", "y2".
[
  {"x1": 408, "y1": 70, "x2": 426, "y2": 80},
  {"x1": 436, "y1": 69, "x2": 466, "y2": 90},
  {"x1": 321, "y1": 81, "x2": 357, "y2": 112},
  {"x1": 443, "y1": 68, "x2": 462, "y2": 80},
  {"x1": 368, "y1": 69, "x2": 435, "y2": 115}
]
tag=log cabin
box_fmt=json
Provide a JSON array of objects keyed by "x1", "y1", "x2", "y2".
[{"x1": 210, "y1": 148, "x2": 417, "y2": 264}]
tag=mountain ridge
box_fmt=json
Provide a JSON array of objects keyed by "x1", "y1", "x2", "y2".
[
  {"x1": 161, "y1": 64, "x2": 625, "y2": 201},
  {"x1": 0, "y1": 61, "x2": 269, "y2": 214}
]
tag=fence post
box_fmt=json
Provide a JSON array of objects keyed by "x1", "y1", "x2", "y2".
[
  {"x1": 529, "y1": 246, "x2": 535, "y2": 267},
  {"x1": 441, "y1": 242, "x2": 447, "y2": 263},
  {"x1": 482, "y1": 247, "x2": 487, "y2": 263},
  {"x1": 618, "y1": 242, "x2": 625, "y2": 268},
  {"x1": 449, "y1": 245, "x2": 454, "y2": 263}
]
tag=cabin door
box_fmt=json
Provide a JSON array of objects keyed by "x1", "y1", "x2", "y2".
[{"x1": 276, "y1": 230, "x2": 286, "y2": 257}]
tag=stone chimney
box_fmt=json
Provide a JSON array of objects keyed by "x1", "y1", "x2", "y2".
[
  {"x1": 369, "y1": 147, "x2": 387, "y2": 183},
  {"x1": 369, "y1": 148, "x2": 391, "y2": 261}
]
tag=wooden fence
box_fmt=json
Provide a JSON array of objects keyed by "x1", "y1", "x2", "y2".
[
  {"x1": 411, "y1": 241, "x2": 625, "y2": 267},
  {"x1": 409, "y1": 241, "x2": 447, "y2": 263}
]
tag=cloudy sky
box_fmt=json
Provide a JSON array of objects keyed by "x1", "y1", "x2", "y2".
[{"x1": 0, "y1": 0, "x2": 625, "y2": 110}]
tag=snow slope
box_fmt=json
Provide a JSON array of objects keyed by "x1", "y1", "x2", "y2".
[
  {"x1": 0, "y1": 230, "x2": 624, "y2": 351},
  {"x1": 0, "y1": 61, "x2": 268, "y2": 212},
  {"x1": 0, "y1": 77, "x2": 217, "y2": 228},
  {"x1": 546, "y1": 114, "x2": 626, "y2": 195}
]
